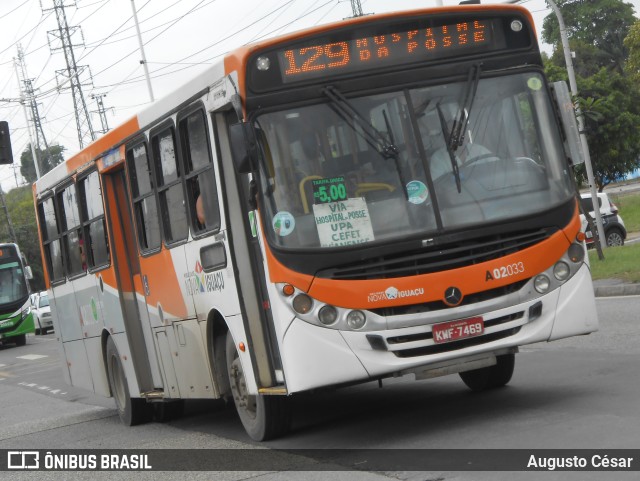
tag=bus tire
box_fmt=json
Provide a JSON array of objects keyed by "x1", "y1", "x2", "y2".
[
  {"x1": 106, "y1": 337, "x2": 151, "y2": 426},
  {"x1": 14, "y1": 334, "x2": 26, "y2": 346},
  {"x1": 154, "y1": 400, "x2": 184, "y2": 422},
  {"x1": 225, "y1": 332, "x2": 291, "y2": 441},
  {"x1": 459, "y1": 353, "x2": 515, "y2": 392}
]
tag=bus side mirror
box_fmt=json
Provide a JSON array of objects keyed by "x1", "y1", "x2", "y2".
[
  {"x1": 24, "y1": 266, "x2": 33, "y2": 280},
  {"x1": 551, "y1": 81, "x2": 584, "y2": 165},
  {"x1": 0, "y1": 121, "x2": 14, "y2": 165},
  {"x1": 229, "y1": 122, "x2": 257, "y2": 174}
]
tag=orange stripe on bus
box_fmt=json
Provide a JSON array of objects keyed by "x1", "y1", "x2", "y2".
[
  {"x1": 64, "y1": 117, "x2": 139, "y2": 174},
  {"x1": 137, "y1": 249, "x2": 189, "y2": 319},
  {"x1": 265, "y1": 206, "x2": 581, "y2": 310}
]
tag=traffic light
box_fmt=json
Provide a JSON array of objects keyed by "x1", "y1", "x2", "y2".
[{"x1": 0, "y1": 121, "x2": 14, "y2": 164}]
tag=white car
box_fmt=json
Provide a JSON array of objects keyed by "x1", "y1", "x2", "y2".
[
  {"x1": 33, "y1": 292, "x2": 53, "y2": 335},
  {"x1": 580, "y1": 192, "x2": 627, "y2": 247}
]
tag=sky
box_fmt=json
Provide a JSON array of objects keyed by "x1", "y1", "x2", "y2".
[{"x1": 0, "y1": 0, "x2": 639, "y2": 192}]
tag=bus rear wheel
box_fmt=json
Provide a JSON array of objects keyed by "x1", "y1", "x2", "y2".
[
  {"x1": 106, "y1": 337, "x2": 151, "y2": 426},
  {"x1": 225, "y1": 332, "x2": 291, "y2": 441},
  {"x1": 459, "y1": 353, "x2": 515, "y2": 392}
]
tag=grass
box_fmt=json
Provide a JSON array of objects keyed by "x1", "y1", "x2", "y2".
[
  {"x1": 587, "y1": 187, "x2": 640, "y2": 282},
  {"x1": 589, "y1": 243, "x2": 640, "y2": 282},
  {"x1": 609, "y1": 191, "x2": 640, "y2": 232}
]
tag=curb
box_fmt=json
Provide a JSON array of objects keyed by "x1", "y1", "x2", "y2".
[{"x1": 594, "y1": 284, "x2": 640, "y2": 297}]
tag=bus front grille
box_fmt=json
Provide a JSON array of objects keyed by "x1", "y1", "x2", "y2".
[
  {"x1": 318, "y1": 228, "x2": 554, "y2": 280},
  {"x1": 367, "y1": 311, "x2": 525, "y2": 358}
]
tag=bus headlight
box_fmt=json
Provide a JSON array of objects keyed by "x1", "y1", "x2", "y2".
[
  {"x1": 534, "y1": 274, "x2": 550, "y2": 293},
  {"x1": 318, "y1": 305, "x2": 338, "y2": 325},
  {"x1": 553, "y1": 261, "x2": 570, "y2": 281},
  {"x1": 346, "y1": 310, "x2": 366, "y2": 330},
  {"x1": 292, "y1": 294, "x2": 313, "y2": 314},
  {"x1": 21, "y1": 306, "x2": 31, "y2": 319}
]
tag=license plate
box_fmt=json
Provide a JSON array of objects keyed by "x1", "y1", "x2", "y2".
[{"x1": 432, "y1": 316, "x2": 484, "y2": 344}]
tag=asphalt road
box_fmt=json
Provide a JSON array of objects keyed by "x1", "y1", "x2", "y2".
[{"x1": 1, "y1": 296, "x2": 639, "y2": 480}]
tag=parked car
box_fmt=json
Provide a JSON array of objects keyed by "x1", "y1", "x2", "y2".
[
  {"x1": 580, "y1": 192, "x2": 627, "y2": 247},
  {"x1": 33, "y1": 291, "x2": 53, "y2": 335}
]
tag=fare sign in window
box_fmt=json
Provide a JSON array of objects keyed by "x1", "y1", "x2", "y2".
[{"x1": 313, "y1": 198, "x2": 375, "y2": 247}]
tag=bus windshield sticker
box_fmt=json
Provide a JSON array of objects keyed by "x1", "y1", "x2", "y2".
[
  {"x1": 527, "y1": 77, "x2": 542, "y2": 91},
  {"x1": 406, "y1": 180, "x2": 429, "y2": 205},
  {"x1": 312, "y1": 177, "x2": 347, "y2": 204},
  {"x1": 272, "y1": 211, "x2": 295, "y2": 237},
  {"x1": 313, "y1": 198, "x2": 374, "y2": 247}
]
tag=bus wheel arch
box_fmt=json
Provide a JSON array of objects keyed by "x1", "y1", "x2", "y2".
[{"x1": 104, "y1": 335, "x2": 152, "y2": 426}]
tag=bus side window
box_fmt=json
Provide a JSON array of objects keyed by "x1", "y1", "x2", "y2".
[
  {"x1": 151, "y1": 125, "x2": 188, "y2": 245},
  {"x1": 38, "y1": 197, "x2": 65, "y2": 283},
  {"x1": 126, "y1": 141, "x2": 162, "y2": 253},
  {"x1": 57, "y1": 183, "x2": 85, "y2": 277},
  {"x1": 178, "y1": 109, "x2": 220, "y2": 235},
  {"x1": 78, "y1": 171, "x2": 110, "y2": 269}
]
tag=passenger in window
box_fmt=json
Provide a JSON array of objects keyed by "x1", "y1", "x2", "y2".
[
  {"x1": 79, "y1": 237, "x2": 87, "y2": 271},
  {"x1": 196, "y1": 194, "x2": 205, "y2": 225}
]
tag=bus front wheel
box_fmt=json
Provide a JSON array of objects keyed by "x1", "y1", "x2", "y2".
[
  {"x1": 225, "y1": 332, "x2": 291, "y2": 441},
  {"x1": 106, "y1": 337, "x2": 151, "y2": 426},
  {"x1": 459, "y1": 353, "x2": 515, "y2": 392}
]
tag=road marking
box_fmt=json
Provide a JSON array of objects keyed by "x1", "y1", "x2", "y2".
[
  {"x1": 16, "y1": 354, "x2": 48, "y2": 361},
  {"x1": 18, "y1": 382, "x2": 67, "y2": 395},
  {"x1": 0, "y1": 364, "x2": 5, "y2": 368}
]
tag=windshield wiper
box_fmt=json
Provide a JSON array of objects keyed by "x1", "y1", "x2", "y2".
[
  {"x1": 323, "y1": 86, "x2": 407, "y2": 198},
  {"x1": 450, "y1": 63, "x2": 482, "y2": 151},
  {"x1": 323, "y1": 86, "x2": 399, "y2": 159},
  {"x1": 436, "y1": 102, "x2": 462, "y2": 193}
]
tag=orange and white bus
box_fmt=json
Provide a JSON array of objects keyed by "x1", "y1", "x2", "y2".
[{"x1": 34, "y1": 4, "x2": 598, "y2": 441}]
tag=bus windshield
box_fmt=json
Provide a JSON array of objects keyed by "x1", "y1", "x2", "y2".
[
  {"x1": 0, "y1": 260, "x2": 28, "y2": 304},
  {"x1": 254, "y1": 71, "x2": 574, "y2": 249}
]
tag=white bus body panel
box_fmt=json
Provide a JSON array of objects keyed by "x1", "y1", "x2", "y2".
[
  {"x1": 279, "y1": 264, "x2": 597, "y2": 393},
  {"x1": 61, "y1": 339, "x2": 94, "y2": 392},
  {"x1": 549, "y1": 265, "x2": 599, "y2": 340},
  {"x1": 281, "y1": 319, "x2": 370, "y2": 392}
]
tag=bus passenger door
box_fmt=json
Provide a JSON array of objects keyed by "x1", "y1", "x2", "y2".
[{"x1": 102, "y1": 168, "x2": 164, "y2": 394}]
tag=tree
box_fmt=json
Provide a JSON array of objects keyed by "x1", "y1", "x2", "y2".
[
  {"x1": 572, "y1": 68, "x2": 640, "y2": 190},
  {"x1": 542, "y1": 0, "x2": 636, "y2": 74},
  {"x1": 0, "y1": 186, "x2": 45, "y2": 292},
  {"x1": 20, "y1": 144, "x2": 65, "y2": 183},
  {"x1": 624, "y1": 19, "x2": 640, "y2": 82},
  {"x1": 542, "y1": 0, "x2": 640, "y2": 190}
]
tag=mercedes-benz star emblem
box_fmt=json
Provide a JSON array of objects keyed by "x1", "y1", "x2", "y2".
[{"x1": 444, "y1": 286, "x2": 463, "y2": 306}]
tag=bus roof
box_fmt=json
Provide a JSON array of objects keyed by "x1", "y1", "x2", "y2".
[{"x1": 34, "y1": 3, "x2": 531, "y2": 196}]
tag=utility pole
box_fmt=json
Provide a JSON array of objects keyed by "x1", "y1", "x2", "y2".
[
  {"x1": 13, "y1": 56, "x2": 40, "y2": 180},
  {"x1": 130, "y1": 0, "x2": 155, "y2": 102},
  {"x1": 350, "y1": 0, "x2": 364, "y2": 17},
  {"x1": 45, "y1": 0, "x2": 96, "y2": 149},
  {"x1": 91, "y1": 93, "x2": 111, "y2": 135},
  {"x1": 16, "y1": 44, "x2": 50, "y2": 178}
]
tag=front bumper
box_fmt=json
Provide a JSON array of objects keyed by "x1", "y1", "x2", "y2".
[{"x1": 281, "y1": 264, "x2": 598, "y2": 393}]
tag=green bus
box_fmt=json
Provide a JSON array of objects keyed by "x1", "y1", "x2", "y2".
[{"x1": 0, "y1": 243, "x2": 35, "y2": 346}]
